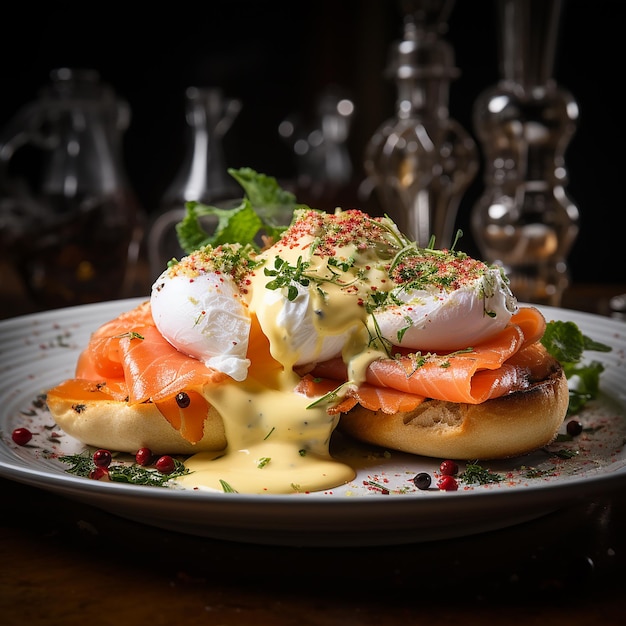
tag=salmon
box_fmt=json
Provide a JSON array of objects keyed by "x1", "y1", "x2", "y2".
[
  {"x1": 48, "y1": 302, "x2": 229, "y2": 443},
  {"x1": 299, "y1": 306, "x2": 547, "y2": 410},
  {"x1": 47, "y1": 378, "x2": 130, "y2": 404},
  {"x1": 50, "y1": 301, "x2": 548, "y2": 438},
  {"x1": 295, "y1": 375, "x2": 426, "y2": 415},
  {"x1": 76, "y1": 300, "x2": 154, "y2": 381},
  {"x1": 118, "y1": 325, "x2": 227, "y2": 404},
  {"x1": 153, "y1": 390, "x2": 211, "y2": 443},
  {"x1": 74, "y1": 302, "x2": 227, "y2": 404},
  {"x1": 509, "y1": 306, "x2": 547, "y2": 348}
]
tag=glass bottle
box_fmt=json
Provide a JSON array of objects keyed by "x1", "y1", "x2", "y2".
[
  {"x1": 278, "y1": 85, "x2": 355, "y2": 208},
  {"x1": 363, "y1": 0, "x2": 478, "y2": 248},
  {"x1": 0, "y1": 68, "x2": 144, "y2": 309},
  {"x1": 471, "y1": 0, "x2": 579, "y2": 306},
  {"x1": 147, "y1": 87, "x2": 241, "y2": 276}
]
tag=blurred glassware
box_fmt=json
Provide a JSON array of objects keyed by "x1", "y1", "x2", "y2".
[
  {"x1": 362, "y1": 0, "x2": 478, "y2": 248},
  {"x1": 147, "y1": 87, "x2": 241, "y2": 277},
  {"x1": 0, "y1": 67, "x2": 144, "y2": 308},
  {"x1": 471, "y1": 0, "x2": 579, "y2": 306},
  {"x1": 609, "y1": 293, "x2": 626, "y2": 321},
  {"x1": 278, "y1": 85, "x2": 354, "y2": 204}
]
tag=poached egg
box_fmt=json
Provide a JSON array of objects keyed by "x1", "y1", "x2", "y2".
[
  {"x1": 148, "y1": 208, "x2": 518, "y2": 494},
  {"x1": 151, "y1": 245, "x2": 253, "y2": 382}
]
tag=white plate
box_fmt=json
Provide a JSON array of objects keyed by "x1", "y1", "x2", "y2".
[{"x1": 1, "y1": 298, "x2": 625, "y2": 547}]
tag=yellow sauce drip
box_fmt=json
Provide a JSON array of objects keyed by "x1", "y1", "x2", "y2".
[
  {"x1": 176, "y1": 370, "x2": 355, "y2": 494},
  {"x1": 176, "y1": 210, "x2": 403, "y2": 494}
]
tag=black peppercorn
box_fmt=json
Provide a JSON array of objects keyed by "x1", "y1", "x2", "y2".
[{"x1": 176, "y1": 392, "x2": 191, "y2": 408}]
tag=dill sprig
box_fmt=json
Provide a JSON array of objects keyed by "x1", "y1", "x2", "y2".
[
  {"x1": 58, "y1": 452, "x2": 190, "y2": 487},
  {"x1": 459, "y1": 461, "x2": 504, "y2": 485}
]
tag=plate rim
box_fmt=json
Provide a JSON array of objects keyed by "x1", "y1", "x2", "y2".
[{"x1": 1, "y1": 298, "x2": 625, "y2": 545}]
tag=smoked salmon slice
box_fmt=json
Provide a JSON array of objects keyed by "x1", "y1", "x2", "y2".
[
  {"x1": 154, "y1": 390, "x2": 211, "y2": 443},
  {"x1": 301, "y1": 306, "x2": 547, "y2": 408},
  {"x1": 296, "y1": 375, "x2": 426, "y2": 415},
  {"x1": 49, "y1": 301, "x2": 228, "y2": 444},
  {"x1": 509, "y1": 306, "x2": 547, "y2": 348},
  {"x1": 76, "y1": 300, "x2": 154, "y2": 380},
  {"x1": 73, "y1": 301, "x2": 227, "y2": 404},
  {"x1": 119, "y1": 325, "x2": 228, "y2": 404}
]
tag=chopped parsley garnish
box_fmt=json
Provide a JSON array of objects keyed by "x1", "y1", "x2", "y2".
[
  {"x1": 264, "y1": 255, "x2": 311, "y2": 301},
  {"x1": 219, "y1": 479, "x2": 238, "y2": 493},
  {"x1": 114, "y1": 331, "x2": 145, "y2": 340}
]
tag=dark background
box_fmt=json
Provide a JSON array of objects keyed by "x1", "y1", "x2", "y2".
[{"x1": 1, "y1": 0, "x2": 623, "y2": 285}]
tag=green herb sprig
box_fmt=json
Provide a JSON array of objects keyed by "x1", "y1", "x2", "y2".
[
  {"x1": 459, "y1": 461, "x2": 504, "y2": 485},
  {"x1": 175, "y1": 167, "x2": 307, "y2": 254},
  {"x1": 264, "y1": 255, "x2": 311, "y2": 301},
  {"x1": 59, "y1": 453, "x2": 189, "y2": 487},
  {"x1": 541, "y1": 320, "x2": 612, "y2": 414}
]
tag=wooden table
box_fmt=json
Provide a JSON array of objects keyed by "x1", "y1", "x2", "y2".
[
  {"x1": 1, "y1": 262, "x2": 625, "y2": 625},
  {"x1": 1, "y1": 478, "x2": 625, "y2": 625}
]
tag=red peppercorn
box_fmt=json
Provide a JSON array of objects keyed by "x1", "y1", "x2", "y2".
[
  {"x1": 155, "y1": 455, "x2": 175, "y2": 474},
  {"x1": 437, "y1": 475, "x2": 458, "y2": 491},
  {"x1": 89, "y1": 467, "x2": 109, "y2": 481},
  {"x1": 11, "y1": 427, "x2": 33, "y2": 446},
  {"x1": 135, "y1": 447, "x2": 153, "y2": 466},
  {"x1": 93, "y1": 449, "x2": 112, "y2": 468},
  {"x1": 439, "y1": 460, "x2": 459, "y2": 476}
]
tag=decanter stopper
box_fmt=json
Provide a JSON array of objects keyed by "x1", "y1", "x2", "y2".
[
  {"x1": 363, "y1": 0, "x2": 478, "y2": 248},
  {"x1": 471, "y1": 0, "x2": 579, "y2": 306}
]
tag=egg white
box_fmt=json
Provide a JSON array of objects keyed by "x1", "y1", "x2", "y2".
[
  {"x1": 150, "y1": 270, "x2": 251, "y2": 381},
  {"x1": 253, "y1": 281, "x2": 349, "y2": 368},
  {"x1": 373, "y1": 269, "x2": 518, "y2": 352}
]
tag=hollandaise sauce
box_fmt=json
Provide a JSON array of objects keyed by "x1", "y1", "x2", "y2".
[{"x1": 176, "y1": 369, "x2": 356, "y2": 494}]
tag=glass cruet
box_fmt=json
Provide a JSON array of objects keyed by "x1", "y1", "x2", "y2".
[
  {"x1": 0, "y1": 67, "x2": 144, "y2": 309},
  {"x1": 147, "y1": 87, "x2": 241, "y2": 276},
  {"x1": 470, "y1": 0, "x2": 579, "y2": 306}
]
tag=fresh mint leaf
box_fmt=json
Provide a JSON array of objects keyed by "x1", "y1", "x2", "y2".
[{"x1": 228, "y1": 167, "x2": 301, "y2": 216}]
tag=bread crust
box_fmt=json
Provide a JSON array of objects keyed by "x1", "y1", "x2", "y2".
[
  {"x1": 337, "y1": 366, "x2": 569, "y2": 460},
  {"x1": 48, "y1": 354, "x2": 568, "y2": 460},
  {"x1": 47, "y1": 397, "x2": 227, "y2": 455}
]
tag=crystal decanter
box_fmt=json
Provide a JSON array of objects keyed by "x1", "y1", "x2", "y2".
[
  {"x1": 471, "y1": 0, "x2": 579, "y2": 306},
  {"x1": 0, "y1": 68, "x2": 144, "y2": 308},
  {"x1": 363, "y1": 0, "x2": 478, "y2": 248}
]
